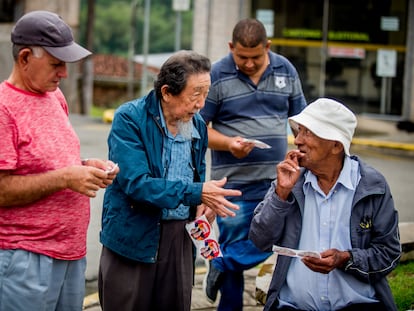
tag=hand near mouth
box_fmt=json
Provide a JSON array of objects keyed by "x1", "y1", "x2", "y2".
[{"x1": 275, "y1": 150, "x2": 304, "y2": 200}]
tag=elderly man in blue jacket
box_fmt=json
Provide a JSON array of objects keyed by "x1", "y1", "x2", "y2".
[
  {"x1": 98, "y1": 50, "x2": 241, "y2": 311},
  {"x1": 249, "y1": 98, "x2": 401, "y2": 311}
]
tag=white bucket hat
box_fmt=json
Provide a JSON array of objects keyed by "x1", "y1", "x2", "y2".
[{"x1": 288, "y1": 98, "x2": 357, "y2": 156}]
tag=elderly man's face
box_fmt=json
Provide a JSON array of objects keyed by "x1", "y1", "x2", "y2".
[
  {"x1": 168, "y1": 72, "x2": 211, "y2": 123},
  {"x1": 22, "y1": 48, "x2": 68, "y2": 93},
  {"x1": 293, "y1": 125, "x2": 337, "y2": 169}
]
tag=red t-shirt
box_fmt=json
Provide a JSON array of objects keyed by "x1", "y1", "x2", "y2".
[{"x1": 0, "y1": 81, "x2": 90, "y2": 260}]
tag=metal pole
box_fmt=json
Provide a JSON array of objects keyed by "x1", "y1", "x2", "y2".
[
  {"x1": 175, "y1": 11, "x2": 182, "y2": 51},
  {"x1": 319, "y1": 0, "x2": 329, "y2": 97},
  {"x1": 403, "y1": 0, "x2": 414, "y2": 120},
  {"x1": 141, "y1": 0, "x2": 151, "y2": 97}
]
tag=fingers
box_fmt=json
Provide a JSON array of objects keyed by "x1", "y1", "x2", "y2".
[
  {"x1": 229, "y1": 137, "x2": 253, "y2": 159},
  {"x1": 279, "y1": 150, "x2": 303, "y2": 173},
  {"x1": 301, "y1": 249, "x2": 344, "y2": 274}
]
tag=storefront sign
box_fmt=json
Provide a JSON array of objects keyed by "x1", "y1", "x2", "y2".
[
  {"x1": 328, "y1": 47, "x2": 365, "y2": 59},
  {"x1": 257, "y1": 9, "x2": 274, "y2": 37},
  {"x1": 381, "y1": 17, "x2": 399, "y2": 31},
  {"x1": 376, "y1": 49, "x2": 397, "y2": 77}
]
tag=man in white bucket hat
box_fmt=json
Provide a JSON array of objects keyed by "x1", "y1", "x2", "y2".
[{"x1": 250, "y1": 98, "x2": 401, "y2": 311}]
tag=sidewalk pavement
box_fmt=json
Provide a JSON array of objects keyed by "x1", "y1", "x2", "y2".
[{"x1": 82, "y1": 113, "x2": 414, "y2": 310}]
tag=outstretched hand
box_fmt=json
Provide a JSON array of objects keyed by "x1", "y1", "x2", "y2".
[{"x1": 201, "y1": 177, "x2": 241, "y2": 217}]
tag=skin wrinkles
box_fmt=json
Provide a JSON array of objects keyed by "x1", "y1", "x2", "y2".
[{"x1": 11, "y1": 47, "x2": 67, "y2": 94}]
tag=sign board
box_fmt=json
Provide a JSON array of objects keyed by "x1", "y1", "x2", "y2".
[
  {"x1": 257, "y1": 9, "x2": 274, "y2": 37},
  {"x1": 381, "y1": 16, "x2": 399, "y2": 31},
  {"x1": 328, "y1": 47, "x2": 365, "y2": 59},
  {"x1": 173, "y1": 0, "x2": 190, "y2": 11},
  {"x1": 376, "y1": 49, "x2": 397, "y2": 77}
]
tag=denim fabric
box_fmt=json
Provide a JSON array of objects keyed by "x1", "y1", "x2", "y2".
[
  {"x1": 212, "y1": 200, "x2": 272, "y2": 311},
  {"x1": 214, "y1": 200, "x2": 272, "y2": 272}
]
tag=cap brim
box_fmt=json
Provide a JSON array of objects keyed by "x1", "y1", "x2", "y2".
[{"x1": 43, "y1": 42, "x2": 91, "y2": 63}]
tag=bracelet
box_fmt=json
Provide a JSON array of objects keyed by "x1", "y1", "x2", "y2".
[{"x1": 81, "y1": 158, "x2": 89, "y2": 165}]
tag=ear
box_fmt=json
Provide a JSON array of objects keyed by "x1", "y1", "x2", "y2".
[
  {"x1": 332, "y1": 141, "x2": 345, "y2": 155},
  {"x1": 265, "y1": 40, "x2": 271, "y2": 51},
  {"x1": 160, "y1": 84, "x2": 170, "y2": 101},
  {"x1": 228, "y1": 41, "x2": 234, "y2": 51},
  {"x1": 17, "y1": 48, "x2": 32, "y2": 66}
]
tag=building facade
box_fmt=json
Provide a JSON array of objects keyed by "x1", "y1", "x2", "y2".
[{"x1": 193, "y1": 0, "x2": 414, "y2": 121}]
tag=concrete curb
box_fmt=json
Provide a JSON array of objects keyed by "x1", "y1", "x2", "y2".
[
  {"x1": 83, "y1": 292, "x2": 99, "y2": 310},
  {"x1": 352, "y1": 137, "x2": 414, "y2": 151}
]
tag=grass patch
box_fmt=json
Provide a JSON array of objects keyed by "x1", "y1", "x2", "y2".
[
  {"x1": 388, "y1": 260, "x2": 414, "y2": 310},
  {"x1": 90, "y1": 106, "x2": 107, "y2": 119}
]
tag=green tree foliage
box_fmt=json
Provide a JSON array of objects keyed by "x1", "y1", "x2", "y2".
[{"x1": 80, "y1": 0, "x2": 193, "y2": 56}]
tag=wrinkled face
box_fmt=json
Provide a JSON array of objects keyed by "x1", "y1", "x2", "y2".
[
  {"x1": 166, "y1": 72, "x2": 211, "y2": 123},
  {"x1": 294, "y1": 125, "x2": 337, "y2": 169},
  {"x1": 22, "y1": 48, "x2": 67, "y2": 93},
  {"x1": 230, "y1": 41, "x2": 269, "y2": 77}
]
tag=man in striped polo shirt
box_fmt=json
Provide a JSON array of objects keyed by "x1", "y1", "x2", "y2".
[{"x1": 200, "y1": 18, "x2": 307, "y2": 311}]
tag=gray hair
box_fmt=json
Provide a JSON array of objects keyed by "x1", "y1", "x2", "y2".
[
  {"x1": 154, "y1": 50, "x2": 211, "y2": 99},
  {"x1": 12, "y1": 45, "x2": 44, "y2": 61}
]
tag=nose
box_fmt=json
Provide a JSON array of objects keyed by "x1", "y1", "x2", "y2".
[
  {"x1": 245, "y1": 59, "x2": 254, "y2": 68},
  {"x1": 194, "y1": 99, "x2": 204, "y2": 110},
  {"x1": 293, "y1": 131, "x2": 304, "y2": 145},
  {"x1": 58, "y1": 64, "x2": 68, "y2": 78}
]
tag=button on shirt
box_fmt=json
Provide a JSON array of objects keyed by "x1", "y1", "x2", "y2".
[
  {"x1": 278, "y1": 156, "x2": 378, "y2": 310},
  {"x1": 159, "y1": 107, "x2": 199, "y2": 220}
]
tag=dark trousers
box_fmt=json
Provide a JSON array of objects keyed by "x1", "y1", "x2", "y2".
[{"x1": 98, "y1": 220, "x2": 194, "y2": 311}]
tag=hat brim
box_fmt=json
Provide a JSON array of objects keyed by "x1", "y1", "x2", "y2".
[
  {"x1": 43, "y1": 41, "x2": 91, "y2": 63},
  {"x1": 289, "y1": 117, "x2": 351, "y2": 156}
]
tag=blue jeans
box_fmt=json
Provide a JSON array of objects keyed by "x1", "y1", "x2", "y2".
[{"x1": 212, "y1": 200, "x2": 272, "y2": 311}]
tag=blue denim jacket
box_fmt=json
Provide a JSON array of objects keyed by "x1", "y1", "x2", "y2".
[
  {"x1": 249, "y1": 156, "x2": 401, "y2": 311},
  {"x1": 100, "y1": 90, "x2": 207, "y2": 263}
]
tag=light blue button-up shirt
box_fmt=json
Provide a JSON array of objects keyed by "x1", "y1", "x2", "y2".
[
  {"x1": 159, "y1": 105, "x2": 200, "y2": 220},
  {"x1": 278, "y1": 156, "x2": 379, "y2": 310}
]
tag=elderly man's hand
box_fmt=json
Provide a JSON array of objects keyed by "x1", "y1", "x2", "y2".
[
  {"x1": 275, "y1": 150, "x2": 304, "y2": 200},
  {"x1": 196, "y1": 203, "x2": 216, "y2": 224},
  {"x1": 301, "y1": 248, "x2": 351, "y2": 274},
  {"x1": 201, "y1": 177, "x2": 241, "y2": 217}
]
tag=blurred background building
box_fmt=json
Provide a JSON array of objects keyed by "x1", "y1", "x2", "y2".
[
  {"x1": 1, "y1": 0, "x2": 414, "y2": 122},
  {"x1": 192, "y1": 0, "x2": 414, "y2": 121}
]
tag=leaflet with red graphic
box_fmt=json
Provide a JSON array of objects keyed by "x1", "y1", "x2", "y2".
[{"x1": 186, "y1": 215, "x2": 222, "y2": 260}]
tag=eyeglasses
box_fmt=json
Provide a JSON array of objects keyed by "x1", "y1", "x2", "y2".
[{"x1": 295, "y1": 126, "x2": 316, "y2": 139}]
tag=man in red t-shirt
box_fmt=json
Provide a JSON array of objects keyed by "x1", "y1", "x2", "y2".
[{"x1": 0, "y1": 11, "x2": 119, "y2": 311}]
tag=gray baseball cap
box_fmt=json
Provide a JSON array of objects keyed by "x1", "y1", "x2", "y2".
[{"x1": 11, "y1": 10, "x2": 91, "y2": 63}]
